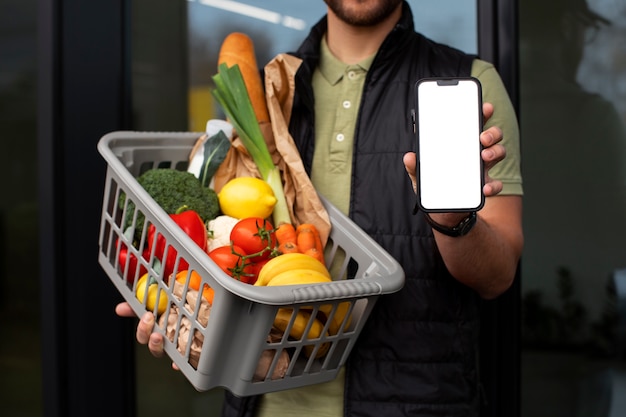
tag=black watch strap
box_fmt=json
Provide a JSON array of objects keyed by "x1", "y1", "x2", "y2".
[{"x1": 424, "y1": 212, "x2": 477, "y2": 237}]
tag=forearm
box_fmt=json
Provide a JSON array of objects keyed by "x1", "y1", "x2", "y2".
[{"x1": 431, "y1": 195, "x2": 523, "y2": 299}]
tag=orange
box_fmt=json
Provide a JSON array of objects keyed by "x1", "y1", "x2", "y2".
[{"x1": 175, "y1": 270, "x2": 214, "y2": 304}]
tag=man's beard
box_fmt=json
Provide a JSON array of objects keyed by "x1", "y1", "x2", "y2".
[{"x1": 324, "y1": 0, "x2": 403, "y2": 27}]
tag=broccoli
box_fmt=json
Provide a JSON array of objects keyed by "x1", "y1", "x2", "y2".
[{"x1": 120, "y1": 168, "x2": 220, "y2": 241}]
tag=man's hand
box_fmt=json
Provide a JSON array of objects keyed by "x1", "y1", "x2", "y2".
[
  {"x1": 404, "y1": 102, "x2": 505, "y2": 197},
  {"x1": 115, "y1": 302, "x2": 166, "y2": 359}
]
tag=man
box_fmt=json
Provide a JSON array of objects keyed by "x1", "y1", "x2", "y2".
[{"x1": 117, "y1": 1, "x2": 523, "y2": 416}]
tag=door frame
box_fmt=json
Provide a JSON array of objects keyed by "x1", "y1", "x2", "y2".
[
  {"x1": 478, "y1": 1, "x2": 521, "y2": 417},
  {"x1": 38, "y1": 1, "x2": 135, "y2": 416}
]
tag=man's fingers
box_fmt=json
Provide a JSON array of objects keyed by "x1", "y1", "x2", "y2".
[
  {"x1": 148, "y1": 333, "x2": 165, "y2": 357},
  {"x1": 136, "y1": 312, "x2": 155, "y2": 345},
  {"x1": 115, "y1": 302, "x2": 136, "y2": 318},
  {"x1": 118, "y1": 305, "x2": 167, "y2": 359},
  {"x1": 403, "y1": 152, "x2": 417, "y2": 194},
  {"x1": 480, "y1": 126, "x2": 503, "y2": 147},
  {"x1": 482, "y1": 102, "x2": 494, "y2": 123}
]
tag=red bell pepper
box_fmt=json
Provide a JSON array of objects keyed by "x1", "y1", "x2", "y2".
[{"x1": 148, "y1": 209, "x2": 208, "y2": 280}]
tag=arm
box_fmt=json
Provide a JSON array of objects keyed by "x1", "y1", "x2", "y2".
[
  {"x1": 427, "y1": 194, "x2": 522, "y2": 300},
  {"x1": 403, "y1": 102, "x2": 523, "y2": 299}
]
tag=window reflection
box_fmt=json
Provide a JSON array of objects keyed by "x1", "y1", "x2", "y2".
[{"x1": 520, "y1": 0, "x2": 626, "y2": 416}]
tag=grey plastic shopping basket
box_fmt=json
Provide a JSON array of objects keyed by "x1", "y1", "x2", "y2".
[{"x1": 96, "y1": 131, "x2": 405, "y2": 396}]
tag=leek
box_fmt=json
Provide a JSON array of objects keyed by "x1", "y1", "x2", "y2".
[{"x1": 211, "y1": 63, "x2": 291, "y2": 226}]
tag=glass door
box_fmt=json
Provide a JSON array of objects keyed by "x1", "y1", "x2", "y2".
[{"x1": 519, "y1": 0, "x2": 626, "y2": 416}]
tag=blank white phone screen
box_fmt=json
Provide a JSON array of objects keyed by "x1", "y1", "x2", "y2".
[{"x1": 416, "y1": 78, "x2": 483, "y2": 211}]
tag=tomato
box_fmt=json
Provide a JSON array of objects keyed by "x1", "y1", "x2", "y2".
[
  {"x1": 247, "y1": 258, "x2": 271, "y2": 284},
  {"x1": 208, "y1": 245, "x2": 256, "y2": 284},
  {"x1": 230, "y1": 217, "x2": 277, "y2": 262}
]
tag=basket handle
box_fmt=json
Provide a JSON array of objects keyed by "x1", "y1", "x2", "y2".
[
  {"x1": 226, "y1": 277, "x2": 385, "y2": 305},
  {"x1": 289, "y1": 279, "x2": 383, "y2": 303}
]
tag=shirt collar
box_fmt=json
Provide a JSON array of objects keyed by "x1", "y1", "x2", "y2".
[{"x1": 318, "y1": 34, "x2": 376, "y2": 85}]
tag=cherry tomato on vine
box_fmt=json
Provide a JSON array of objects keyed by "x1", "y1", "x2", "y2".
[
  {"x1": 230, "y1": 217, "x2": 277, "y2": 262},
  {"x1": 248, "y1": 258, "x2": 270, "y2": 283},
  {"x1": 208, "y1": 245, "x2": 256, "y2": 284}
]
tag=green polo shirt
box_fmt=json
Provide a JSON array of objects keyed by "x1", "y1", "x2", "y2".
[
  {"x1": 256, "y1": 37, "x2": 523, "y2": 417},
  {"x1": 310, "y1": 38, "x2": 376, "y2": 215}
]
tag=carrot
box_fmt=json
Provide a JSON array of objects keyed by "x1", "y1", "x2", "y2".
[
  {"x1": 296, "y1": 225, "x2": 317, "y2": 252},
  {"x1": 275, "y1": 223, "x2": 297, "y2": 246},
  {"x1": 218, "y1": 32, "x2": 270, "y2": 123},
  {"x1": 303, "y1": 247, "x2": 325, "y2": 264},
  {"x1": 278, "y1": 241, "x2": 300, "y2": 255},
  {"x1": 296, "y1": 224, "x2": 324, "y2": 251},
  {"x1": 311, "y1": 227, "x2": 324, "y2": 253},
  {"x1": 296, "y1": 224, "x2": 325, "y2": 264}
]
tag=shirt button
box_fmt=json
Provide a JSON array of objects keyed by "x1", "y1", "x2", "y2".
[
  {"x1": 348, "y1": 71, "x2": 356, "y2": 80},
  {"x1": 336, "y1": 133, "x2": 345, "y2": 142},
  {"x1": 342, "y1": 100, "x2": 351, "y2": 109}
]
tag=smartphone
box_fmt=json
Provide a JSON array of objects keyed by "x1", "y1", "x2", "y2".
[{"x1": 414, "y1": 77, "x2": 484, "y2": 212}]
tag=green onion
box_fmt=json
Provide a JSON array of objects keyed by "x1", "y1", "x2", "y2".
[{"x1": 211, "y1": 63, "x2": 291, "y2": 227}]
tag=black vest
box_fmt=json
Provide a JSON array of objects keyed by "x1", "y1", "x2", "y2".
[{"x1": 222, "y1": 3, "x2": 480, "y2": 416}]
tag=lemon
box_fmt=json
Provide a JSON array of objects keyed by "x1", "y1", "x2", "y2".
[
  {"x1": 218, "y1": 177, "x2": 277, "y2": 219},
  {"x1": 136, "y1": 274, "x2": 168, "y2": 315}
]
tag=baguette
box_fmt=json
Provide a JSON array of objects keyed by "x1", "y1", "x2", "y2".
[{"x1": 218, "y1": 32, "x2": 270, "y2": 124}]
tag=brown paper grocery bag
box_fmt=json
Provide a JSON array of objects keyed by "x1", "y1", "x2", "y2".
[{"x1": 213, "y1": 53, "x2": 331, "y2": 245}]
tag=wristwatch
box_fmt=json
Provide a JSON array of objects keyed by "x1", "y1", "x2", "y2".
[{"x1": 424, "y1": 212, "x2": 477, "y2": 237}]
